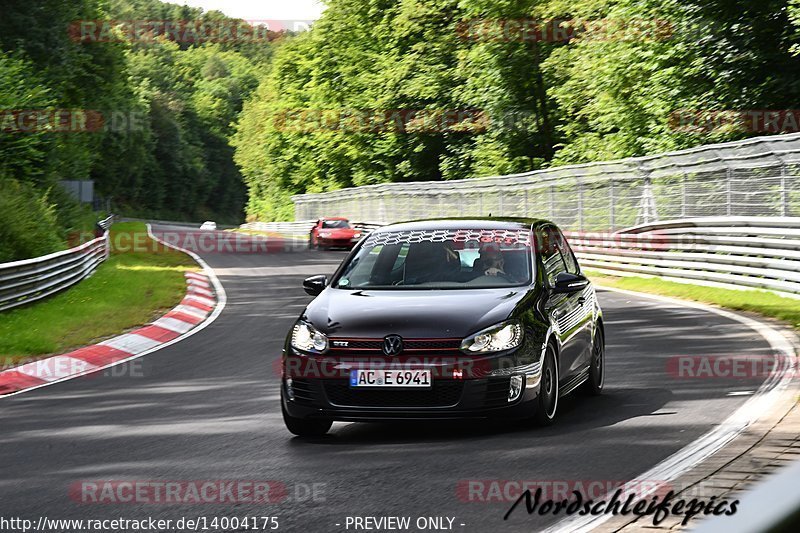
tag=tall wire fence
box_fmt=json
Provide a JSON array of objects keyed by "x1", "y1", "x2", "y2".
[{"x1": 292, "y1": 133, "x2": 800, "y2": 231}]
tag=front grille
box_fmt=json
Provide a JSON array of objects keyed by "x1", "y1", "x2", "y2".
[
  {"x1": 485, "y1": 377, "x2": 511, "y2": 408},
  {"x1": 328, "y1": 338, "x2": 462, "y2": 355},
  {"x1": 334, "y1": 339, "x2": 382, "y2": 350},
  {"x1": 323, "y1": 379, "x2": 464, "y2": 407},
  {"x1": 406, "y1": 339, "x2": 462, "y2": 350}
]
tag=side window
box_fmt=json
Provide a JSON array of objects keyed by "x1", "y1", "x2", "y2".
[
  {"x1": 538, "y1": 225, "x2": 567, "y2": 286},
  {"x1": 556, "y1": 230, "x2": 579, "y2": 274}
]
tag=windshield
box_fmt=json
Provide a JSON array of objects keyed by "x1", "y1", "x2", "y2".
[
  {"x1": 333, "y1": 229, "x2": 533, "y2": 290},
  {"x1": 322, "y1": 220, "x2": 350, "y2": 229}
]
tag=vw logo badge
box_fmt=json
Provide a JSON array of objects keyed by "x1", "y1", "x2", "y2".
[{"x1": 382, "y1": 335, "x2": 404, "y2": 356}]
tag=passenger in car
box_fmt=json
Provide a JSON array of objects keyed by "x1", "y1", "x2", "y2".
[{"x1": 474, "y1": 246, "x2": 506, "y2": 277}]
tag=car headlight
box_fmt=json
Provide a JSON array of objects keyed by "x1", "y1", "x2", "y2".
[
  {"x1": 461, "y1": 321, "x2": 523, "y2": 353},
  {"x1": 291, "y1": 321, "x2": 329, "y2": 353},
  {"x1": 352, "y1": 232, "x2": 361, "y2": 239}
]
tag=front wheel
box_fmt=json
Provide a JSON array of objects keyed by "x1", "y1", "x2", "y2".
[
  {"x1": 282, "y1": 401, "x2": 332, "y2": 437},
  {"x1": 581, "y1": 328, "x2": 604, "y2": 396},
  {"x1": 533, "y1": 345, "x2": 559, "y2": 426}
]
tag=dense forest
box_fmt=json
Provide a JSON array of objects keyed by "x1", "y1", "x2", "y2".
[
  {"x1": 0, "y1": 0, "x2": 276, "y2": 261},
  {"x1": 2, "y1": 0, "x2": 800, "y2": 261},
  {"x1": 234, "y1": 0, "x2": 800, "y2": 220}
]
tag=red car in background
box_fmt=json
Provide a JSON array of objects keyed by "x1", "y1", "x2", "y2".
[{"x1": 309, "y1": 218, "x2": 362, "y2": 250}]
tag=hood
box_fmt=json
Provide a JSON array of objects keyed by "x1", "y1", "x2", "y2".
[{"x1": 303, "y1": 288, "x2": 529, "y2": 338}]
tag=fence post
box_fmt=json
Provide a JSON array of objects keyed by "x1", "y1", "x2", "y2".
[
  {"x1": 681, "y1": 173, "x2": 687, "y2": 218},
  {"x1": 726, "y1": 167, "x2": 732, "y2": 216},
  {"x1": 549, "y1": 185, "x2": 555, "y2": 221},
  {"x1": 577, "y1": 178, "x2": 584, "y2": 231},
  {"x1": 523, "y1": 189, "x2": 529, "y2": 217},
  {"x1": 609, "y1": 180, "x2": 615, "y2": 230},
  {"x1": 781, "y1": 164, "x2": 788, "y2": 217}
]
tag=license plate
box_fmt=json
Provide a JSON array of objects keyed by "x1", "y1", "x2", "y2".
[{"x1": 350, "y1": 369, "x2": 432, "y2": 388}]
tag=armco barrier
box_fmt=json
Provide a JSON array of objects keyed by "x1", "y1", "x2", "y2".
[
  {"x1": 692, "y1": 458, "x2": 800, "y2": 533},
  {"x1": 0, "y1": 215, "x2": 114, "y2": 312},
  {"x1": 240, "y1": 220, "x2": 316, "y2": 240},
  {"x1": 568, "y1": 216, "x2": 800, "y2": 297}
]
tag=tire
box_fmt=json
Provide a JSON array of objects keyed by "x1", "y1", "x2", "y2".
[
  {"x1": 282, "y1": 401, "x2": 332, "y2": 437},
  {"x1": 309, "y1": 234, "x2": 319, "y2": 250},
  {"x1": 533, "y1": 344, "x2": 559, "y2": 426},
  {"x1": 581, "y1": 328, "x2": 604, "y2": 396}
]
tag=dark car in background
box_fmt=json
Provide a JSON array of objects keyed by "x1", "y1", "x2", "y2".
[
  {"x1": 309, "y1": 217, "x2": 362, "y2": 250},
  {"x1": 282, "y1": 218, "x2": 605, "y2": 436}
]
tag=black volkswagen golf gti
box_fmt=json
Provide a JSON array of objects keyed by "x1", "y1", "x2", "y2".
[{"x1": 281, "y1": 218, "x2": 604, "y2": 436}]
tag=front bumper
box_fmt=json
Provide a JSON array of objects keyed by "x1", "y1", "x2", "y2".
[
  {"x1": 282, "y1": 374, "x2": 541, "y2": 422},
  {"x1": 281, "y1": 331, "x2": 545, "y2": 422},
  {"x1": 317, "y1": 237, "x2": 357, "y2": 248}
]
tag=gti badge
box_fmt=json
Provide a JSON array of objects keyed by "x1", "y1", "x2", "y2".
[{"x1": 382, "y1": 335, "x2": 403, "y2": 356}]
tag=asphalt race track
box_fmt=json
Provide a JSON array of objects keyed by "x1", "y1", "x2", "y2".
[{"x1": 0, "y1": 226, "x2": 773, "y2": 532}]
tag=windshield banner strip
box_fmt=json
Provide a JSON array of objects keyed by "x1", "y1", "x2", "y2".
[{"x1": 365, "y1": 229, "x2": 532, "y2": 247}]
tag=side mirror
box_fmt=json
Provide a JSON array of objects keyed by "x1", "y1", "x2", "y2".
[
  {"x1": 303, "y1": 275, "x2": 327, "y2": 296},
  {"x1": 552, "y1": 272, "x2": 589, "y2": 294}
]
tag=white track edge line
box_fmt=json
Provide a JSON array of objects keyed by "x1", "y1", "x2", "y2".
[
  {"x1": 0, "y1": 223, "x2": 228, "y2": 399},
  {"x1": 544, "y1": 285, "x2": 797, "y2": 533}
]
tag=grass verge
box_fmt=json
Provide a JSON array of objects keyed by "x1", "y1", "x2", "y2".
[
  {"x1": 0, "y1": 222, "x2": 196, "y2": 364},
  {"x1": 586, "y1": 270, "x2": 800, "y2": 330}
]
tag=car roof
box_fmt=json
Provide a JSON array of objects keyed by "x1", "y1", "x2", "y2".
[{"x1": 372, "y1": 217, "x2": 550, "y2": 232}]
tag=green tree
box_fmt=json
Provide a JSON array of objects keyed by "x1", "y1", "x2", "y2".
[{"x1": 543, "y1": 0, "x2": 800, "y2": 163}]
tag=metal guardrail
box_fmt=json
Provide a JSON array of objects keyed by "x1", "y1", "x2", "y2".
[
  {"x1": 0, "y1": 215, "x2": 114, "y2": 312},
  {"x1": 692, "y1": 458, "x2": 800, "y2": 533},
  {"x1": 568, "y1": 216, "x2": 800, "y2": 297},
  {"x1": 240, "y1": 220, "x2": 316, "y2": 239},
  {"x1": 291, "y1": 132, "x2": 800, "y2": 231},
  {"x1": 96, "y1": 215, "x2": 114, "y2": 232},
  {"x1": 122, "y1": 217, "x2": 238, "y2": 230}
]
